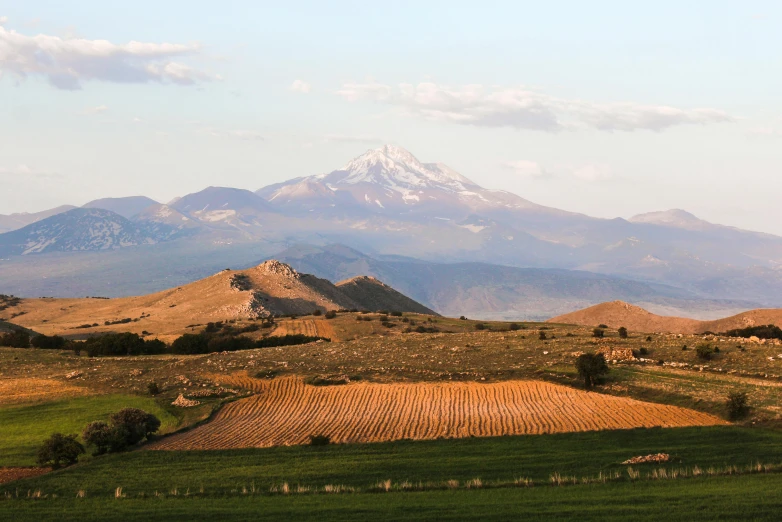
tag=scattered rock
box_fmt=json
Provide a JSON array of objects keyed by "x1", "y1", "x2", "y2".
[
  {"x1": 622, "y1": 453, "x2": 670, "y2": 465},
  {"x1": 65, "y1": 371, "x2": 82, "y2": 380},
  {"x1": 171, "y1": 394, "x2": 201, "y2": 407}
]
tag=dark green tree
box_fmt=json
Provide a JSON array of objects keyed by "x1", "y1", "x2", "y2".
[
  {"x1": 37, "y1": 433, "x2": 85, "y2": 469},
  {"x1": 575, "y1": 353, "x2": 609, "y2": 389}
]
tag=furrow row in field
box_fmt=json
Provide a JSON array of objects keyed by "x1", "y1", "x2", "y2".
[{"x1": 149, "y1": 377, "x2": 727, "y2": 451}]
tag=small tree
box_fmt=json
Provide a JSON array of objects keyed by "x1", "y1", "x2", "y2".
[
  {"x1": 324, "y1": 310, "x2": 337, "y2": 319},
  {"x1": 82, "y1": 421, "x2": 128, "y2": 455},
  {"x1": 37, "y1": 433, "x2": 85, "y2": 469},
  {"x1": 109, "y1": 408, "x2": 161, "y2": 446},
  {"x1": 575, "y1": 353, "x2": 609, "y2": 389},
  {"x1": 147, "y1": 381, "x2": 160, "y2": 396},
  {"x1": 727, "y1": 391, "x2": 750, "y2": 420},
  {"x1": 509, "y1": 323, "x2": 521, "y2": 331},
  {"x1": 618, "y1": 327, "x2": 628, "y2": 339},
  {"x1": 474, "y1": 323, "x2": 486, "y2": 331},
  {"x1": 592, "y1": 328, "x2": 605, "y2": 339},
  {"x1": 538, "y1": 330, "x2": 547, "y2": 340}
]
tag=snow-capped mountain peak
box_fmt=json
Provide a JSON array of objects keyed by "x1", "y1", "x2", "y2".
[{"x1": 333, "y1": 144, "x2": 478, "y2": 192}]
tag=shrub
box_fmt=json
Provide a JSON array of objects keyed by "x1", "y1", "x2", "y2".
[
  {"x1": 171, "y1": 333, "x2": 210, "y2": 355},
  {"x1": 597, "y1": 324, "x2": 608, "y2": 329},
  {"x1": 84, "y1": 333, "x2": 166, "y2": 357},
  {"x1": 147, "y1": 382, "x2": 160, "y2": 396},
  {"x1": 592, "y1": 328, "x2": 605, "y2": 339},
  {"x1": 509, "y1": 323, "x2": 521, "y2": 331},
  {"x1": 37, "y1": 433, "x2": 85, "y2": 469},
  {"x1": 390, "y1": 311, "x2": 403, "y2": 317},
  {"x1": 312, "y1": 309, "x2": 322, "y2": 316},
  {"x1": 82, "y1": 421, "x2": 128, "y2": 455},
  {"x1": 696, "y1": 343, "x2": 715, "y2": 361},
  {"x1": 31, "y1": 334, "x2": 68, "y2": 350},
  {"x1": 575, "y1": 353, "x2": 609, "y2": 389},
  {"x1": 639, "y1": 347, "x2": 649, "y2": 356},
  {"x1": 538, "y1": 331, "x2": 547, "y2": 340},
  {"x1": 474, "y1": 323, "x2": 486, "y2": 331},
  {"x1": 646, "y1": 336, "x2": 652, "y2": 342},
  {"x1": 727, "y1": 391, "x2": 750, "y2": 420},
  {"x1": 324, "y1": 310, "x2": 337, "y2": 320},
  {"x1": 308, "y1": 434, "x2": 331, "y2": 446},
  {"x1": 459, "y1": 316, "x2": 467, "y2": 320},
  {"x1": 0, "y1": 329, "x2": 30, "y2": 348},
  {"x1": 722, "y1": 324, "x2": 782, "y2": 340},
  {"x1": 618, "y1": 326, "x2": 628, "y2": 339}
]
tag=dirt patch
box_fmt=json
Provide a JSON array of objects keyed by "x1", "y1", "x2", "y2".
[{"x1": 0, "y1": 468, "x2": 49, "y2": 485}]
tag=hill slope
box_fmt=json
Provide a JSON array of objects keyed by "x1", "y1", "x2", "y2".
[
  {"x1": 6, "y1": 260, "x2": 434, "y2": 340},
  {"x1": 548, "y1": 300, "x2": 782, "y2": 334}
]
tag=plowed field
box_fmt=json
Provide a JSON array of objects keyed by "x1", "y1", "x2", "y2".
[
  {"x1": 150, "y1": 376, "x2": 726, "y2": 450},
  {"x1": 273, "y1": 319, "x2": 336, "y2": 340}
]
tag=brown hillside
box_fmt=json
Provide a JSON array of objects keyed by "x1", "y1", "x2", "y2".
[
  {"x1": 548, "y1": 300, "x2": 782, "y2": 334},
  {"x1": 336, "y1": 276, "x2": 438, "y2": 315},
  {"x1": 5, "y1": 260, "x2": 433, "y2": 341}
]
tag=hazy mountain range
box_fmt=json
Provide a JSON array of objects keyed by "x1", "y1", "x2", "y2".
[{"x1": 2, "y1": 145, "x2": 781, "y2": 319}]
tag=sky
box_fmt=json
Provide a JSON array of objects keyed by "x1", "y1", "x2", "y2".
[{"x1": 1, "y1": 1, "x2": 781, "y2": 233}]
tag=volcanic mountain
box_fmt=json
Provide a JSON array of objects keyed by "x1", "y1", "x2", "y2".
[
  {"x1": 548, "y1": 300, "x2": 782, "y2": 334},
  {"x1": 6, "y1": 260, "x2": 436, "y2": 340}
]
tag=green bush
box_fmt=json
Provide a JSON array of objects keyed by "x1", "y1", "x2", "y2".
[
  {"x1": 37, "y1": 433, "x2": 84, "y2": 469},
  {"x1": 727, "y1": 392, "x2": 750, "y2": 420},
  {"x1": 324, "y1": 310, "x2": 337, "y2": 319},
  {"x1": 696, "y1": 343, "x2": 715, "y2": 361},
  {"x1": 474, "y1": 323, "x2": 486, "y2": 331},
  {"x1": 31, "y1": 334, "x2": 68, "y2": 350},
  {"x1": 538, "y1": 330, "x2": 547, "y2": 340},
  {"x1": 618, "y1": 327, "x2": 628, "y2": 339},
  {"x1": 308, "y1": 434, "x2": 331, "y2": 446},
  {"x1": 0, "y1": 329, "x2": 30, "y2": 348},
  {"x1": 84, "y1": 333, "x2": 166, "y2": 357},
  {"x1": 575, "y1": 353, "x2": 609, "y2": 389},
  {"x1": 171, "y1": 333, "x2": 210, "y2": 354},
  {"x1": 592, "y1": 328, "x2": 605, "y2": 339},
  {"x1": 509, "y1": 323, "x2": 521, "y2": 331}
]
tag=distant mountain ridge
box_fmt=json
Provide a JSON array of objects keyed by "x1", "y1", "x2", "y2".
[
  {"x1": 0, "y1": 208, "x2": 178, "y2": 256},
  {"x1": 4, "y1": 145, "x2": 782, "y2": 313}
]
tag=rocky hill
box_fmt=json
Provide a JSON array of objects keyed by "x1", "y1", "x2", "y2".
[{"x1": 5, "y1": 261, "x2": 435, "y2": 340}]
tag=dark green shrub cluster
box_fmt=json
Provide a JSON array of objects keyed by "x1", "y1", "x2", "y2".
[
  {"x1": 230, "y1": 274, "x2": 253, "y2": 291},
  {"x1": 308, "y1": 434, "x2": 331, "y2": 446},
  {"x1": 30, "y1": 334, "x2": 68, "y2": 350},
  {"x1": 0, "y1": 329, "x2": 30, "y2": 348},
  {"x1": 82, "y1": 408, "x2": 161, "y2": 455},
  {"x1": 84, "y1": 333, "x2": 167, "y2": 357},
  {"x1": 618, "y1": 326, "x2": 628, "y2": 339},
  {"x1": 171, "y1": 332, "x2": 329, "y2": 355},
  {"x1": 324, "y1": 310, "x2": 337, "y2": 319},
  {"x1": 722, "y1": 324, "x2": 782, "y2": 340},
  {"x1": 592, "y1": 328, "x2": 605, "y2": 339}
]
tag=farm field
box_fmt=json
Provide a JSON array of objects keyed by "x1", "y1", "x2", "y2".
[
  {"x1": 150, "y1": 376, "x2": 725, "y2": 450},
  {"x1": 2, "y1": 427, "x2": 782, "y2": 520}
]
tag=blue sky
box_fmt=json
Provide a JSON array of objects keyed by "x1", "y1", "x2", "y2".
[{"x1": 1, "y1": 1, "x2": 781, "y2": 232}]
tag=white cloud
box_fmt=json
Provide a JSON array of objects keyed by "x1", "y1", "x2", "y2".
[
  {"x1": 0, "y1": 16, "x2": 8, "y2": 26},
  {"x1": 571, "y1": 164, "x2": 613, "y2": 182},
  {"x1": 323, "y1": 134, "x2": 383, "y2": 144},
  {"x1": 0, "y1": 24, "x2": 218, "y2": 90},
  {"x1": 290, "y1": 79, "x2": 311, "y2": 94},
  {"x1": 85, "y1": 105, "x2": 109, "y2": 115},
  {"x1": 501, "y1": 160, "x2": 549, "y2": 178},
  {"x1": 336, "y1": 81, "x2": 733, "y2": 132}
]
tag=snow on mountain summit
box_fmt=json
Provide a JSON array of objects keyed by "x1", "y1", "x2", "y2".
[{"x1": 332, "y1": 144, "x2": 478, "y2": 193}]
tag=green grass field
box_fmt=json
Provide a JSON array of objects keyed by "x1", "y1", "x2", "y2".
[
  {"x1": 0, "y1": 395, "x2": 178, "y2": 466},
  {"x1": 2, "y1": 474, "x2": 782, "y2": 521},
  {"x1": 4, "y1": 426, "x2": 782, "y2": 495}
]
